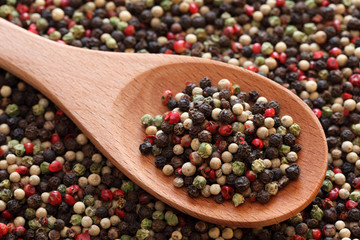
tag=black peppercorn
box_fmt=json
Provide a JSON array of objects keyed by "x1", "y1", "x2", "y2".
[
  {"x1": 187, "y1": 185, "x2": 200, "y2": 198},
  {"x1": 139, "y1": 141, "x2": 152, "y2": 154},
  {"x1": 234, "y1": 176, "x2": 250, "y2": 192},
  {"x1": 285, "y1": 164, "x2": 301, "y2": 180},
  {"x1": 256, "y1": 190, "x2": 271, "y2": 204}
]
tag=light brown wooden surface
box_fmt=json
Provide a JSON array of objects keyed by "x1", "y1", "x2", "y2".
[{"x1": 0, "y1": 18, "x2": 328, "y2": 227}]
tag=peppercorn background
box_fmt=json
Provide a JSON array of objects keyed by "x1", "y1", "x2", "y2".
[{"x1": 1, "y1": 0, "x2": 360, "y2": 239}]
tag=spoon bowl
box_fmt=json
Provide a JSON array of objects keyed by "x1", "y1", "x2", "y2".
[{"x1": 0, "y1": 18, "x2": 327, "y2": 227}]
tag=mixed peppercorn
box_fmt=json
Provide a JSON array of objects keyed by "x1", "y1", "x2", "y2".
[
  {"x1": 139, "y1": 78, "x2": 301, "y2": 206},
  {"x1": 1, "y1": 0, "x2": 360, "y2": 237}
]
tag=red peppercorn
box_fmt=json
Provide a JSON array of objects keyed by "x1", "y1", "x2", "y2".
[
  {"x1": 0, "y1": 223, "x2": 8, "y2": 237},
  {"x1": 312, "y1": 229, "x2": 321, "y2": 240},
  {"x1": 124, "y1": 25, "x2": 135, "y2": 36},
  {"x1": 279, "y1": 52, "x2": 287, "y2": 64},
  {"x1": 178, "y1": 216, "x2": 186, "y2": 227},
  {"x1": 24, "y1": 184, "x2": 36, "y2": 197},
  {"x1": 270, "y1": 51, "x2": 279, "y2": 59},
  {"x1": 67, "y1": 185, "x2": 80, "y2": 195},
  {"x1": 287, "y1": 64, "x2": 297, "y2": 72},
  {"x1": 161, "y1": 90, "x2": 173, "y2": 106},
  {"x1": 173, "y1": 40, "x2": 187, "y2": 54},
  {"x1": 15, "y1": 226, "x2": 26, "y2": 236},
  {"x1": 343, "y1": 109, "x2": 350, "y2": 117},
  {"x1": 247, "y1": 65, "x2": 258, "y2": 72},
  {"x1": 321, "y1": 0, "x2": 329, "y2": 6},
  {"x1": 346, "y1": 199, "x2": 358, "y2": 210},
  {"x1": 64, "y1": 194, "x2": 76, "y2": 206},
  {"x1": 16, "y1": 3, "x2": 28, "y2": 14},
  {"x1": 189, "y1": 3, "x2": 198, "y2": 13},
  {"x1": 327, "y1": 57, "x2": 339, "y2": 70},
  {"x1": 250, "y1": 192, "x2": 257, "y2": 202},
  {"x1": 349, "y1": 73, "x2": 360, "y2": 86},
  {"x1": 2, "y1": 210, "x2": 12, "y2": 220},
  {"x1": 115, "y1": 209, "x2": 126, "y2": 219},
  {"x1": 164, "y1": 50, "x2": 173, "y2": 54},
  {"x1": 27, "y1": 23, "x2": 37, "y2": 34},
  {"x1": 15, "y1": 166, "x2": 28, "y2": 175},
  {"x1": 51, "y1": 133, "x2": 61, "y2": 144},
  {"x1": 245, "y1": 170, "x2": 257, "y2": 182},
  {"x1": 48, "y1": 191, "x2": 62, "y2": 206},
  {"x1": 252, "y1": 43, "x2": 261, "y2": 54},
  {"x1": 342, "y1": 93, "x2": 352, "y2": 100},
  {"x1": 312, "y1": 51, "x2": 323, "y2": 59},
  {"x1": 312, "y1": 14, "x2": 323, "y2": 23},
  {"x1": 24, "y1": 142, "x2": 33, "y2": 155},
  {"x1": 67, "y1": 20, "x2": 76, "y2": 30},
  {"x1": 333, "y1": 167, "x2": 342, "y2": 174},
  {"x1": 167, "y1": 32, "x2": 175, "y2": 40},
  {"x1": 218, "y1": 124, "x2": 233, "y2": 136},
  {"x1": 233, "y1": 24, "x2": 242, "y2": 35},
  {"x1": 164, "y1": 111, "x2": 180, "y2": 124},
  {"x1": 172, "y1": 134, "x2": 181, "y2": 145},
  {"x1": 353, "y1": 177, "x2": 360, "y2": 188},
  {"x1": 47, "y1": 27, "x2": 56, "y2": 35},
  {"x1": 221, "y1": 185, "x2": 234, "y2": 200},
  {"x1": 205, "y1": 121, "x2": 219, "y2": 134},
  {"x1": 101, "y1": 189, "x2": 113, "y2": 202},
  {"x1": 85, "y1": 29, "x2": 92, "y2": 38},
  {"x1": 49, "y1": 160, "x2": 63, "y2": 172},
  {"x1": 276, "y1": 0, "x2": 285, "y2": 7},
  {"x1": 113, "y1": 189, "x2": 125, "y2": 200},
  {"x1": 328, "y1": 188, "x2": 339, "y2": 201},
  {"x1": 245, "y1": 5, "x2": 254, "y2": 16},
  {"x1": 313, "y1": 108, "x2": 322, "y2": 118},
  {"x1": 231, "y1": 42, "x2": 242, "y2": 53},
  {"x1": 264, "y1": 108, "x2": 275, "y2": 118},
  {"x1": 75, "y1": 231, "x2": 90, "y2": 240},
  {"x1": 223, "y1": 26, "x2": 234, "y2": 38},
  {"x1": 6, "y1": 223, "x2": 15, "y2": 234},
  {"x1": 252, "y1": 138, "x2": 263, "y2": 149}
]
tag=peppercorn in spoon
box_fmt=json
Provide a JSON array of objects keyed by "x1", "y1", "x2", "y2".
[{"x1": 0, "y1": 18, "x2": 327, "y2": 227}]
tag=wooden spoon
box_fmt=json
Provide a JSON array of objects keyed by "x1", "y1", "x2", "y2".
[{"x1": 0, "y1": 18, "x2": 327, "y2": 227}]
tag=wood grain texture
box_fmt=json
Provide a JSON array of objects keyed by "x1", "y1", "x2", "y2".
[{"x1": 0, "y1": 18, "x2": 328, "y2": 227}]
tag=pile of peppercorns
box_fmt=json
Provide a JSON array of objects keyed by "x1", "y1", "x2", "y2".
[
  {"x1": 2, "y1": 0, "x2": 360, "y2": 238},
  {"x1": 139, "y1": 77, "x2": 301, "y2": 206}
]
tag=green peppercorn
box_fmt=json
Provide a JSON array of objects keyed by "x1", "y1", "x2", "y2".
[
  {"x1": 110, "y1": 17, "x2": 120, "y2": 27},
  {"x1": 321, "y1": 106, "x2": 333, "y2": 118},
  {"x1": 277, "y1": 126, "x2": 287, "y2": 136},
  {"x1": 6, "y1": 0, "x2": 16, "y2": 5},
  {"x1": 165, "y1": 213, "x2": 178, "y2": 226},
  {"x1": 32, "y1": 104, "x2": 45, "y2": 116},
  {"x1": 232, "y1": 161, "x2": 245, "y2": 176},
  {"x1": 152, "y1": 210, "x2": 164, "y2": 220},
  {"x1": 350, "y1": 190, "x2": 360, "y2": 202},
  {"x1": 57, "y1": 184, "x2": 67, "y2": 196},
  {"x1": 106, "y1": 37, "x2": 118, "y2": 49},
  {"x1": 254, "y1": 56, "x2": 265, "y2": 66},
  {"x1": 0, "y1": 5, "x2": 12, "y2": 18},
  {"x1": 232, "y1": 193, "x2": 244, "y2": 207},
  {"x1": 193, "y1": 176, "x2": 206, "y2": 189},
  {"x1": 72, "y1": 163, "x2": 86, "y2": 176},
  {"x1": 8, "y1": 139, "x2": 19, "y2": 150},
  {"x1": 197, "y1": 142, "x2": 213, "y2": 159},
  {"x1": 279, "y1": 145, "x2": 291, "y2": 156},
  {"x1": 232, "y1": 84, "x2": 241, "y2": 95},
  {"x1": 265, "y1": 182, "x2": 278, "y2": 195},
  {"x1": 70, "y1": 214, "x2": 82, "y2": 226},
  {"x1": 121, "y1": 180, "x2": 134, "y2": 192},
  {"x1": 195, "y1": 28, "x2": 207, "y2": 42},
  {"x1": 22, "y1": 156, "x2": 33, "y2": 167},
  {"x1": 232, "y1": 122, "x2": 245, "y2": 133},
  {"x1": 84, "y1": 195, "x2": 95, "y2": 206},
  {"x1": 325, "y1": 170, "x2": 335, "y2": 181},
  {"x1": 304, "y1": 23, "x2": 317, "y2": 35},
  {"x1": 289, "y1": 213, "x2": 303, "y2": 225},
  {"x1": 268, "y1": 16, "x2": 280, "y2": 27},
  {"x1": 281, "y1": 156, "x2": 289, "y2": 165},
  {"x1": 224, "y1": 17, "x2": 236, "y2": 27},
  {"x1": 116, "y1": 21, "x2": 128, "y2": 31},
  {"x1": 352, "y1": 123, "x2": 360, "y2": 135},
  {"x1": 90, "y1": 162, "x2": 102, "y2": 174},
  {"x1": 193, "y1": 95, "x2": 204, "y2": 102},
  {"x1": 136, "y1": 229, "x2": 150, "y2": 240},
  {"x1": 49, "y1": 31, "x2": 61, "y2": 41},
  {"x1": 47, "y1": 216, "x2": 56, "y2": 229},
  {"x1": 321, "y1": 179, "x2": 333, "y2": 192},
  {"x1": 62, "y1": 32, "x2": 74, "y2": 44},
  {"x1": 5, "y1": 104, "x2": 19, "y2": 117},
  {"x1": 285, "y1": 0, "x2": 295, "y2": 8},
  {"x1": 36, "y1": 18, "x2": 48, "y2": 31},
  {"x1": 0, "y1": 188, "x2": 13, "y2": 202},
  {"x1": 33, "y1": 144, "x2": 43, "y2": 155},
  {"x1": 141, "y1": 218, "x2": 152, "y2": 229},
  {"x1": 153, "y1": 115, "x2": 163, "y2": 127},
  {"x1": 160, "y1": 0, "x2": 171, "y2": 11},
  {"x1": 261, "y1": 42, "x2": 274, "y2": 55},
  {"x1": 40, "y1": 162, "x2": 50, "y2": 174},
  {"x1": 25, "y1": 208, "x2": 36, "y2": 220},
  {"x1": 85, "y1": 207, "x2": 96, "y2": 217},
  {"x1": 0, "y1": 179, "x2": 10, "y2": 189},
  {"x1": 293, "y1": 31, "x2": 307, "y2": 43},
  {"x1": 28, "y1": 219, "x2": 41, "y2": 230},
  {"x1": 305, "y1": 0, "x2": 317, "y2": 8},
  {"x1": 285, "y1": 25, "x2": 297, "y2": 36},
  {"x1": 152, "y1": 145, "x2": 162, "y2": 156},
  {"x1": 14, "y1": 144, "x2": 25, "y2": 157},
  {"x1": 121, "y1": 235, "x2": 131, "y2": 240},
  {"x1": 141, "y1": 114, "x2": 153, "y2": 126},
  {"x1": 318, "y1": 70, "x2": 328, "y2": 80},
  {"x1": 310, "y1": 205, "x2": 323, "y2": 221},
  {"x1": 92, "y1": 216, "x2": 101, "y2": 225},
  {"x1": 72, "y1": 11, "x2": 84, "y2": 22},
  {"x1": 251, "y1": 159, "x2": 266, "y2": 173}
]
